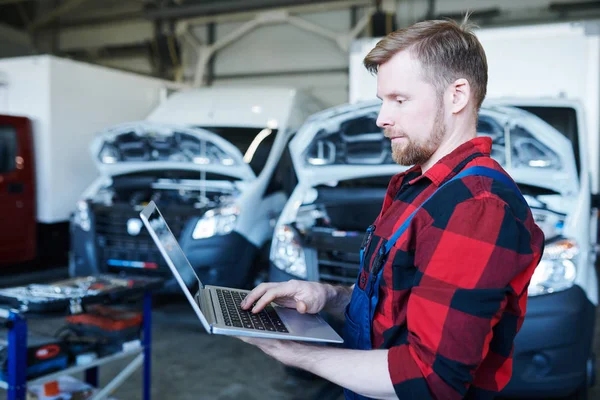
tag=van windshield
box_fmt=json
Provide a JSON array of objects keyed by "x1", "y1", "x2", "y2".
[
  {"x1": 514, "y1": 106, "x2": 580, "y2": 176},
  {"x1": 197, "y1": 127, "x2": 278, "y2": 176}
]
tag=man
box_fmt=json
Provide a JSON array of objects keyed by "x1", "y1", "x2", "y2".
[{"x1": 239, "y1": 17, "x2": 544, "y2": 400}]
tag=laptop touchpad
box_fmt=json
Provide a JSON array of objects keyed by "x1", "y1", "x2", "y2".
[{"x1": 274, "y1": 306, "x2": 326, "y2": 335}]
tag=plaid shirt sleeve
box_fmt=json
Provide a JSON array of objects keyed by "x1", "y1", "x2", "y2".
[{"x1": 387, "y1": 192, "x2": 544, "y2": 399}]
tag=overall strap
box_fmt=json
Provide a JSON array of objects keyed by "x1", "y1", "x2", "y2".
[{"x1": 383, "y1": 166, "x2": 524, "y2": 255}]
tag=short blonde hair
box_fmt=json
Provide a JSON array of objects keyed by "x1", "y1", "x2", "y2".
[{"x1": 364, "y1": 16, "x2": 488, "y2": 110}]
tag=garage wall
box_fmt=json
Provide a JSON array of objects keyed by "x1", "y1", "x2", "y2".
[
  {"x1": 0, "y1": 23, "x2": 34, "y2": 58},
  {"x1": 58, "y1": 6, "x2": 364, "y2": 106},
  {"x1": 215, "y1": 10, "x2": 350, "y2": 75},
  {"x1": 213, "y1": 72, "x2": 349, "y2": 110},
  {"x1": 205, "y1": 9, "x2": 353, "y2": 106},
  {"x1": 58, "y1": 21, "x2": 155, "y2": 75},
  {"x1": 94, "y1": 55, "x2": 154, "y2": 75},
  {"x1": 45, "y1": 0, "x2": 599, "y2": 107},
  {"x1": 59, "y1": 21, "x2": 153, "y2": 50}
]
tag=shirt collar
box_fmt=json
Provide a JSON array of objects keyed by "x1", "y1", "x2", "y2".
[{"x1": 407, "y1": 137, "x2": 492, "y2": 187}]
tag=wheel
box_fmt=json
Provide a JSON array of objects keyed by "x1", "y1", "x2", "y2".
[
  {"x1": 566, "y1": 377, "x2": 589, "y2": 400},
  {"x1": 567, "y1": 383, "x2": 588, "y2": 400},
  {"x1": 567, "y1": 355, "x2": 598, "y2": 400}
]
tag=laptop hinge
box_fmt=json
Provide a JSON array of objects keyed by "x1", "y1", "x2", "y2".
[{"x1": 197, "y1": 289, "x2": 217, "y2": 327}]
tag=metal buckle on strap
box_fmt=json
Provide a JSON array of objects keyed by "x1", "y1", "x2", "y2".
[
  {"x1": 361, "y1": 224, "x2": 375, "y2": 250},
  {"x1": 371, "y1": 245, "x2": 388, "y2": 277},
  {"x1": 368, "y1": 254, "x2": 386, "y2": 296}
]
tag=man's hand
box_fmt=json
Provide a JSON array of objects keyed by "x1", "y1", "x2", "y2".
[
  {"x1": 240, "y1": 280, "x2": 331, "y2": 314},
  {"x1": 236, "y1": 336, "x2": 305, "y2": 367}
]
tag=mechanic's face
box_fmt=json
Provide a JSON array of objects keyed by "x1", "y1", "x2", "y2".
[{"x1": 376, "y1": 50, "x2": 446, "y2": 166}]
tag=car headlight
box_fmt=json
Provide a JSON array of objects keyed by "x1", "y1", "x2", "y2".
[
  {"x1": 295, "y1": 204, "x2": 329, "y2": 234},
  {"x1": 270, "y1": 224, "x2": 307, "y2": 279},
  {"x1": 528, "y1": 238, "x2": 578, "y2": 297},
  {"x1": 530, "y1": 208, "x2": 565, "y2": 242},
  {"x1": 192, "y1": 205, "x2": 239, "y2": 239},
  {"x1": 99, "y1": 144, "x2": 120, "y2": 164},
  {"x1": 73, "y1": 200, "x2": 91, "y2": 232}
]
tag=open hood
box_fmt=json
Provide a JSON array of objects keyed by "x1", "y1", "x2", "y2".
[
  {"x1": 90, "y1": 122, "x2": 255, "y2": 181},
  {"x1": 484, "y1": 97, "x2": 586, "y2": 180},
  {"x1": 290, "y1": 101, "x2": 579, "y2": 197},
  {"x1": 289, "y1": 100, "x2": 407, "y2": 186}
]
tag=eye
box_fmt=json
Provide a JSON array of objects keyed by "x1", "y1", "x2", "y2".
[{"x1": 396, "y1": 99, "x2": 404, "y2": 104}]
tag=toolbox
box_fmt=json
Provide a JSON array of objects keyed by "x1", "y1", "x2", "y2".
[
  {"x1": 0, "y1": 333, "x2": 68, "y2": 381},
  {"x1": 0, "y1": 275, "x2": 163, "y2": 314},
  {"x1": 59, "y1": 305, "x2": 144, "y2": 358}
]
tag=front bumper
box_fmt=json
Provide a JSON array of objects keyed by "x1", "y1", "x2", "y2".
[
  {"x1": 501, "y1": 284, "x2": 596, "y2": 398},
  {"x1": 270, "y1": 264, "x2": 596, "y2": 398},
  {"x1": 72, "y1": 219, "x2": 258, "y2": 289}
]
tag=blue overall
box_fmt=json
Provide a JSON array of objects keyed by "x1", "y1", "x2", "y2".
[{"x1": 342, "y1": 167, "x2": 526, "y2": 400}]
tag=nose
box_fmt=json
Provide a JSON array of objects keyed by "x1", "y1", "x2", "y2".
[{"x1": 376, "y1": 104, "x2": 394, "y2": 129}]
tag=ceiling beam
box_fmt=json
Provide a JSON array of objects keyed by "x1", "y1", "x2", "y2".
[
  {"x1": 0, "y1": 0, "x2": 57, "y2": 5},
  {"x1": 49, "y1": 11, "x2": 144, "y2": 29},
  {"x1": 436, "y1": 8, "x2": 501, "y2": 22},
  {"x1": 144, "y1": 0, "x2": 356, "y2": 20},
  {"x1": 549, "y1": 1, "x2": 600, "y2": 13},
  {"x1": 28, "y1": 0, "x2": 90, "y2": 30},
  {"x1": 16, "y1": 2, "x2": 31, "y2": 26},
  {"x1": 42, "y1": 0, "x2": 371, "y2": 30},
  {"x1": 0, "y1": 0, "x2": 29, "y2": 5}
]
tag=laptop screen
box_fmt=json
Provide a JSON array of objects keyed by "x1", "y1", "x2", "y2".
[{"x1": 141, "y1": 203, "x2": 203, "y2": 296}]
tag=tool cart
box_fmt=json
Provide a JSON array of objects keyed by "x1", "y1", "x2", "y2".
[{"x1": 0, "y1": 275, "x2": 162, "y2": 400}]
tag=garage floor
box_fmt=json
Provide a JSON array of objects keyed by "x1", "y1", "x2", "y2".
[
  {"x1": 0, "y1": 267, "x2": 599, "y2": 400},
  {"x1": 94, "y1": 298, "x2": 342, "y2": 400}
]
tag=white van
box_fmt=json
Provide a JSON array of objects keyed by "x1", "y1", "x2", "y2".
[
  {"x1": 69, "y1": 87, "x2": 325, "y2": 290},
  {"x1": 269, "y1": 99, "x2": 597, "y2": 399}
]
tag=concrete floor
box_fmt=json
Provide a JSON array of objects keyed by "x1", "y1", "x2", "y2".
[
  {"x1": 0, "y1": 267, "x2": 599, "y2": 399},
  {"x1": 102, "y1": 299, "x2": 341, "y2": 400}
]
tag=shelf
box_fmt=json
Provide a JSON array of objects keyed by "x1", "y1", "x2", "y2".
[
  {"x1": 0, "y1": 347, "x2": 143, "y2": 390},
  {"x1": 2, "y1": 289, "x2": 153, "y2": 400}
]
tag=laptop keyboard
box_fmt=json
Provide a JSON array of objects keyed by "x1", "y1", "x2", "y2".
[{"x1": 216, "y1": 289, "x2": 289, "y2": 333}]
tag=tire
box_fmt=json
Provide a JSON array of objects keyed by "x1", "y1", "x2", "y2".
[
  {"x1": 567, "y1": 378, "x2": 588, "y2": 400},
  {"x1": 568, "y1": 385, "x2": 587, "y2": 400},
  {"x1": 567, "y1": 355, "x2": 598, "y2": 400}
]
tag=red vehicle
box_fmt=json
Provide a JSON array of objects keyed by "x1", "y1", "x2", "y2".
[{"x1": 0, "y1": 115, "x2": 37, "y2": 264}]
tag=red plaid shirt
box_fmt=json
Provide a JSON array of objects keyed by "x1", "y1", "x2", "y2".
[{"x1": 358, "y1": 137, "x2": 544, "y2": 399}]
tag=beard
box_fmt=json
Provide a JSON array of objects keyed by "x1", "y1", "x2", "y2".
[{"x1": 385, "y1": 104, "x2": 446, "y2": 166}]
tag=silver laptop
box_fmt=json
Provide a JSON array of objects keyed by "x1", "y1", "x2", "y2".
[{"x1": 140, "y1": 201, "x2": 343, "y2": 343}]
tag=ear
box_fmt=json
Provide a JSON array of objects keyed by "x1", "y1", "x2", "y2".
[{"x1": 449, "y1": 78, "x2": 471, "y2": 114}]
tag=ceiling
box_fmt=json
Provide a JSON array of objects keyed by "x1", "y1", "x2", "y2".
[
  {"x1": 2, "y1": 0, "x2": 599, "y2": 79},
  {"x1": 3, "y1": 0, "x2": 600, "y2": 33},
  {"x1": 0, "y1": 0, "x2": 357, "y2": 32}
]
